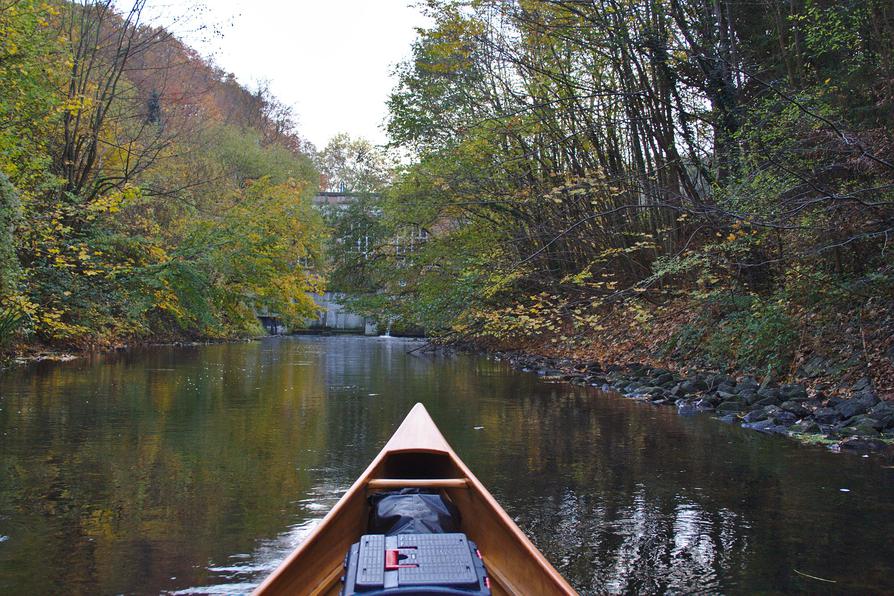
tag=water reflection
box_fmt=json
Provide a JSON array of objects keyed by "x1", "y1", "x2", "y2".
[
  {"x1": 176, "y1": 480, "x2": 348, "y2": 595},
  {"x1": 0, "y1": 337, "x2": 892, "y2": 594}
]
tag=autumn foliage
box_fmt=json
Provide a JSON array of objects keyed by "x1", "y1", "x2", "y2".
[
  {"x1": 0, "y1": 0, "x2": 322, "y2": 348},
  {"x1": 368, "y1": 0, "x2": 894, "y2": 384}
]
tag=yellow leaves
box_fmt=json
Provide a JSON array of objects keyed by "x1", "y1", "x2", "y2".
[
  {"x1": 32, "y1": 306, "x2": 88, "y2": 338},
  {"x1": 87, "y1": 187, "x2": 138, "y2": 216},
  {"x1": 153, "y1": 288, "x2": 185, "y2": 318},
  {"x1": 41, "y1": 3, "x2": 60, "y2": 17},
  {"x1": 559, "y1": 268, "x2": 592, "y2": 285},
  {"x1": 62, "y1": 95, "x2": 93, "y2": 116},
  {"x1": 432, "y1": 176, "x2": 450, "y2": 191},
  {"x1": 147, "y1": 245, "x2": 169, "y2": 264}
]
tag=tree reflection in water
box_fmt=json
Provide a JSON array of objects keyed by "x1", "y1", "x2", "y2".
[{"x1": 0, "y1": 337, "x2": 892, "y2": 594}]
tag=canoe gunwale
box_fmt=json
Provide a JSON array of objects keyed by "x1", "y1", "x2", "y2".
[{"x1": 252, "y1": 403, "x2": 577, "y2": 596}]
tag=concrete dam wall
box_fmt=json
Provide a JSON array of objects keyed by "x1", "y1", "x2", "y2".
[{"x1": 304, "y1": 292, "x2": 377, "y2": 334}]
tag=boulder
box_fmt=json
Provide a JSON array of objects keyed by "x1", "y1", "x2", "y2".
[
  {"x1": 797, "y1": 355, "x2": 827, "y2": 378},
  {"x1": 825, "y1": 395, "x2": 846, "y2": 408},
  {"x1": 779, "y1": 383, "x2": 808, "y2": 400},
  {"x1": 853, "y1": 389, "x2": 880, "y2": 409},
  {"x1": 653, "y1": 372, "x2": 674, "y2": 386},
  {"x1": 715, "y1": 374, "x2": 735, "y2": 386},
  {"x1": 716, "y1": 382, "x2": 737, "y2": 394},
  {"x1": 757, "y1": 387, "x2": 780, "y2": 401},
  {"x1": 669, "y1": 383, "x2": 688, "y2": 398},
  {"x1": 845, "y1": 415, "x2": 885, "y2": 432},
  {"x1": 852, "y1": 377, "x2": 872, "y2": 392},
  {"x1": 537, "y1": 369, "x2": 564, "y2": 378},
  {"x1": 742, "y1": 419, "x2": 780, "y2": 434},
  {"x1": 868, "y1": 401, "x2": 894, "y2": 429},
  {"x1": 742, "y1": 409, "x2": 770, "y2": 423},
  {"x1": 790, "y1": 419, "x2": 821, "y2": 434},
  {"x1": 680, "y1": 378, "x2": 708, "y2": 393},
  {"x1": 717, "y1": 400, "x2": 746, "y2": 413},
  {"x1": 770, "y1": 410, "x2": 797, "y2": 426},
  {"x1": 812, "y1": 407, "x2": 841, "y2": 425},
  {"x1": 835, "y1": 398, "x2": 870, "y2": 419},
  {"x1": 779, "y1": 400, "x2": 810, "y2": 418},
  {"x1": 839, "y1": 437, "x2": 888, "y2": 452},
  {"x1": 840, "y1": 420, "x2": 880, "y2": 437},
  {"x1": 695, "y1": 398, "x2": 716, "y2": 410},
  {"x1": 736, "y1": 376, "x2": 759, "y2": 392},
  {"x1": 677, "y1": 401, "x2": 699, "y2": 415},
  {"x1": 753, "y1": 395, "x2": 781, "y2": 407},
  {"x1": 739, "y1": 390, "x2": 759, "y2": 405},
  {"x1": 699, "y1": 393, "x2": 722, "y2": 406}
]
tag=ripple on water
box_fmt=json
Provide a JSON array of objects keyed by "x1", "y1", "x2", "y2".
[
  {"x1": 171, "y1": 483, "x2": 346, "y2": 595},
  {"x1": 1, "y1": 336, "x2": 892, "y2": 595}
]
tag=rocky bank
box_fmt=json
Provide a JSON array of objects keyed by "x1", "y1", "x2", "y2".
[{"x1": 491, "y1": 351, "x2": 894, "y2": 455}]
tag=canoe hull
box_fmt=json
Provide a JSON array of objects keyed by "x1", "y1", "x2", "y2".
[{"x1": 253, "y1": 403, "x2": 576, "y2": 596}]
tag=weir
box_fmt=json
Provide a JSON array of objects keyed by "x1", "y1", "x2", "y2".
[{"x1": 303, "y1": 291, "x2": 378, "y2": 335}]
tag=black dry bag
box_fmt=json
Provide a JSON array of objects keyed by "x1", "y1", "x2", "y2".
[{"x1": 367, "y1": 489, "x2": 461, "y2": 535}]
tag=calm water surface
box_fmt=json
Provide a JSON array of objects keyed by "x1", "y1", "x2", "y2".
[{"x1": 0, "y1": 336, "x2": 892, "y2": 594}]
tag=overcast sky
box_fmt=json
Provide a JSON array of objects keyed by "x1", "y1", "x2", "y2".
[{"x1": 148, "y1": 1, "x2": 429, "y2": 150}]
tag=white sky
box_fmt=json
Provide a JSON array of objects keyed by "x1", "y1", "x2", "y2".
[{"x1": 147, "y1": 1, "x2": 429, "y2": 150}]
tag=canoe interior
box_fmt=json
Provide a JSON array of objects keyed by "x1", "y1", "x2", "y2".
[{"x1": 254, "y1": 404, "x2": 575, "y2": 596}]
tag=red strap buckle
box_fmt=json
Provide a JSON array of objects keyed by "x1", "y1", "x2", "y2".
[{"x1": 385, "y1": 549, "x2": 417, "y2": 570}]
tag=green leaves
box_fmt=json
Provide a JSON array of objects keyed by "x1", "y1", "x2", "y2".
[
  {"x1": 0, "y1": 173, "x2": 21, "y2": 301},
  {"x1": 1, "y1": 3, "x2": 325, "y2": 348}
]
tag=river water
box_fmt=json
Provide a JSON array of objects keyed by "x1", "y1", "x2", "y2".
[{"x1": 0, "y1": 336, "x2": 892, "y2": 594}]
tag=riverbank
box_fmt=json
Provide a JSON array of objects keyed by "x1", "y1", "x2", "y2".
[
  {"x1": 488, "y1": 350, "x2": 893, "y2": 454},
  {"x1": 450, "y1": 295, "x2": 894, "y2": 455}
]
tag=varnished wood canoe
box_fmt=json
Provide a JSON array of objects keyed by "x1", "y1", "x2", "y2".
[{"x1": 253, "y1": 403, "x2": 577, "y2": 596}]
